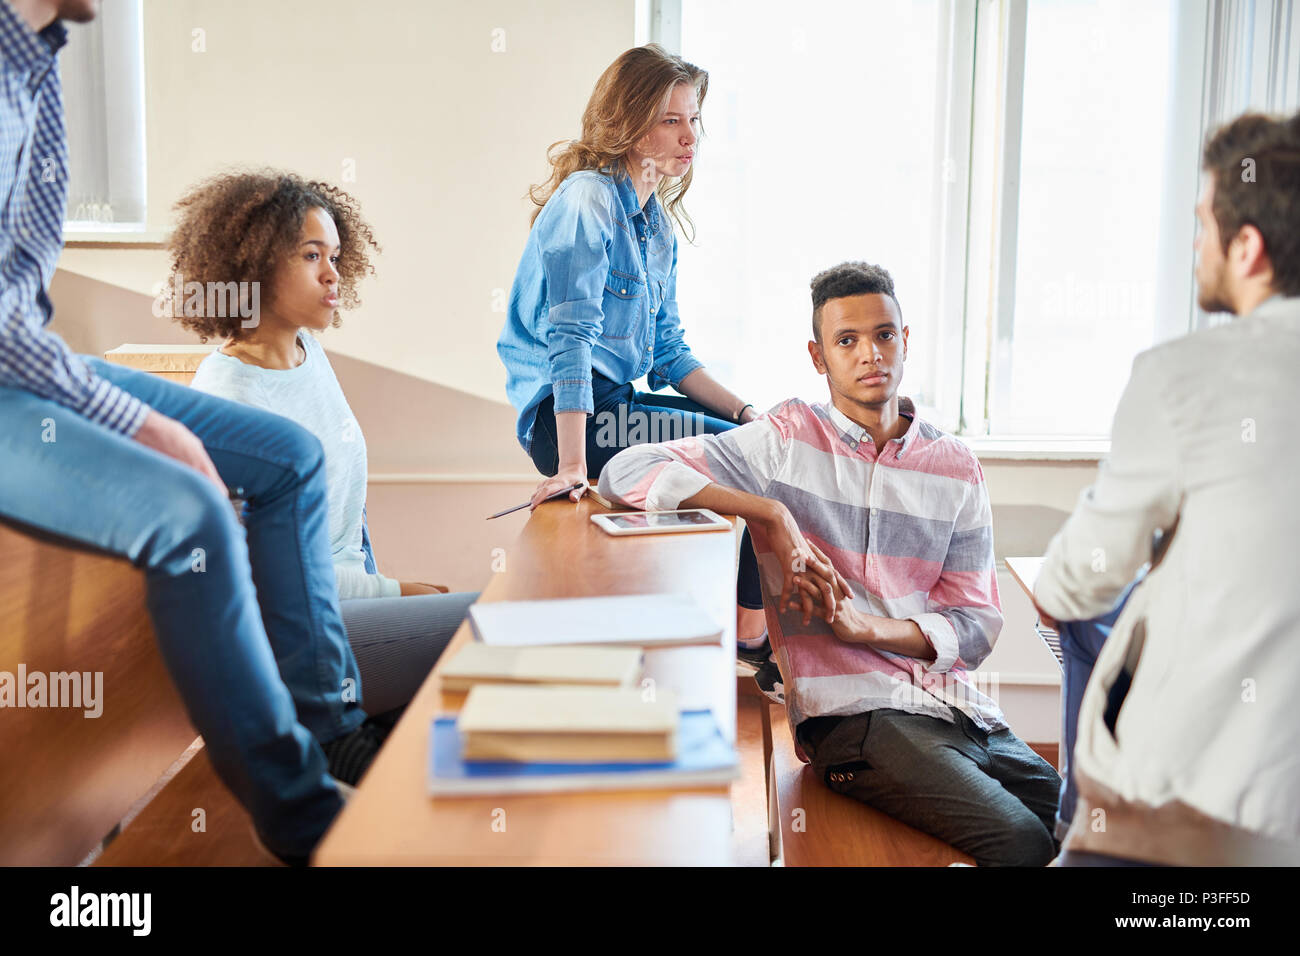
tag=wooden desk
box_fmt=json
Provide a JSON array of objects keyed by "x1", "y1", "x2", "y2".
[
  {"x1": 1004, "y1": 556, "x2": 1043, "y2": 602},
  {"x1": 313, "y1": 496, "x2": 739, "y2": 866}
]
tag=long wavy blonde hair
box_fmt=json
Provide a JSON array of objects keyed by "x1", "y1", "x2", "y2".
[{"x1": 529, "y1": 44, "x2": 708, "y2": 241}]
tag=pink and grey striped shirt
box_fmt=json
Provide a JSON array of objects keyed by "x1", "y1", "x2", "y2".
[{"x1": 598, "y1": 397, "x2": 1007, "y2": 759}]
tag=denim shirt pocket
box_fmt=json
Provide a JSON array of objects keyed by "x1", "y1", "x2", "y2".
[{"x1": 602, "y1": 267, "x2": 646, "y2": 340}]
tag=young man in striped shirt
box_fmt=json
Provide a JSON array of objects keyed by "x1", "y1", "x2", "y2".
[{"x1": 599, "y1": 261, "x2": 1061, "y2": 866}]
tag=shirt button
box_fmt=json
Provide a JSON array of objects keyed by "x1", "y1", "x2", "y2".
[
  {"x1": 620, "y1": 288, "x2": 627, "y2": 295},
  {"x1": 871, "y1": 508, "x2": 878, "y2": 516},
  {"x1": 848, "y1": 441, "x2": 858, "y2": 449}
]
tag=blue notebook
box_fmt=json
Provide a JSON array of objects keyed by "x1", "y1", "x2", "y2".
[{"x1": 428, "y1": 709, "x2": 739, "y2": 796}]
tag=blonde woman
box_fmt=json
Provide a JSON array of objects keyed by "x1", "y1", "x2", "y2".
[{"x1": 496, "y1": 43, "x2": 767, "y2": 650}]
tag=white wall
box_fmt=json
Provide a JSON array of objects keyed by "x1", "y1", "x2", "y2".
[{"x1": 60, "y1": 0, "x2": 636, "y2": 403}]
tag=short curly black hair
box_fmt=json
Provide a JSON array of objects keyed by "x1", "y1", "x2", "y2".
[
  {"x1": 809, "y1": 261, "x2": 901, "y2": 341},
  {"x1": 165, "y1": 170, "x2": 380, "y2": 342}
]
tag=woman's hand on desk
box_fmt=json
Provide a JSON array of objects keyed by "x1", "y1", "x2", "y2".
[
  {"x1": 530, "y1": 467, "x2": 589, "y2": 510},
  {"x1": 400, "y1": 581, "x2": 450, "y2": 595}
]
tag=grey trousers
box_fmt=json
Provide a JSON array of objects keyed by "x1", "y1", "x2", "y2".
[
  {"x1": 340, "y1": 591, "x2": 479, "y2": 716},
  {"x1": 797, "y1": 706, "x2": 1062, "y2": 867}
]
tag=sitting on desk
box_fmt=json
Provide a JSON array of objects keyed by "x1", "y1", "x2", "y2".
[{"x1": 600, "y1": 261, "x2": 1061, "y2": 866}]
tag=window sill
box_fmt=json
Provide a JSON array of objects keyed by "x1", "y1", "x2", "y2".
[
  {"x1": 63, "y1": 228, "x2": 167, "y2": 249},
  {"x1": 958, "y1": 436, "x2": 1109, "y2": 462}
]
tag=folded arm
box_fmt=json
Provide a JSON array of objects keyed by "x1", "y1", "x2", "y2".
[{"x1": 795, "y1": 462, "x2": 1001, "y2": 670}]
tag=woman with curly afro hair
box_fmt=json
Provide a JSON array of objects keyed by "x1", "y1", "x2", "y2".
[{"x1": 174, "y1": 170, "x2": 479, "y2": 724}]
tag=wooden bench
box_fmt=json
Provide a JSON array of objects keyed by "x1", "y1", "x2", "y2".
[
  {"x1": 102, "y1": 343, "x2": 215, "y2": 385},
  {"x1": 0, "y1": 521, "x2": 200, "y2": 865},
  {"x1": 0, "y1": 344, "x2": 276, "y2": 866},
  {"x1": 768, "y1": 704, "x2": 977, "y2": 866}
]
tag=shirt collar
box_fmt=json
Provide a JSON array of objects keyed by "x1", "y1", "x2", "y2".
[
  {"x1": 0, "y1": 0, "x2": 67, "y2": 73},
  {"x1": 826, "y1": 396, "x2": 920, "y2": 459},
  {"x1": 604, "y1": 164, "x2": 663, "y2": 238}
]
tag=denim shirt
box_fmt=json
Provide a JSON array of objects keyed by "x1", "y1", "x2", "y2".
[{"x1": 496, "y1": 167, "x2": 704, "y2": 451}]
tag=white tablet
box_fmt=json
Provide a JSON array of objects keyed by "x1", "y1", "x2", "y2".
[{"x1": 590, "y1": 508, "x2": 732, "y2": 536}]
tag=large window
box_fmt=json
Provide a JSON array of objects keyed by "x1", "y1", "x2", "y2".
[
  {"x1": 61, "y1": 0, "x2": 147, "y2": 231},
  {"x1": 676, "y1": 0, "x2": 957, "y2": 426},
  {"x1": 984, "y1": 0, "x2": 1197, "y2": 435},
  {"x1": 671, "y1": 0, "x2": 1215, "y2": 439}
]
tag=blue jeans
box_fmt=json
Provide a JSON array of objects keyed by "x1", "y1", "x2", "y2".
[
  {"x1": 1054, "y1": 578, "x2": 1142, "y2": 841},
  {"x1": 529, "y1": 373, "x2": 763, "y2": 610},
  {"x1": 0, "y1": 358, "x2": 364, "y2": 859}
]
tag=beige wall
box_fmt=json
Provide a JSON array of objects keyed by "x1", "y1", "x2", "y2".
[{"x1": 60, "y1": 0, "x2": 636, "y2": 402}]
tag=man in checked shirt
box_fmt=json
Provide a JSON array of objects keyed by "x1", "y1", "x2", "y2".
[
  {"x1": 0, "y1": 0, "x2": 385, "y2": 863},
  {"x1": 600, "y1": 261, "x2": 1062, "y2": 865}
]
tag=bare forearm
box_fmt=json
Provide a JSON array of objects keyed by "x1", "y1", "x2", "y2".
[
  {"x1": 680, "y1": 481, "x2": 782, "y2": 528},
  {"x1": 529, "y1": 411, "x2": 591, "y2": 508},
  {"x1": 864, "y1": 616, "x2": 936, "y2": 662},
  {"x1": 555, "y1": 411, "x2": 588, "y2": 472},
  {"x1": 677, "y1": 368, "x2": 754, "y2": 423}
]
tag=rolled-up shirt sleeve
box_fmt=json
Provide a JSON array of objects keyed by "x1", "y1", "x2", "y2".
[
  {"x1": 598, "y1": 403, "x2": 792, "y2": 510},
  {"x1": 0, "y1": 290, "x2": 149, "y2": 436},
  {"x1": 335, "y1": 564, "x2": 401, "y2": 600},
  {"x1": 646, "y1": 231, "x2": 704, "y2": 392},
  {"x1": 538, "y1": 180, "x2": 616, "y2": 416},
  {"x1": 907, "y1": 460, "x2": 1003, "y2": 674},
  {"x1": 1034, "y1": 350, "x2": 1180, "y2": 622}
]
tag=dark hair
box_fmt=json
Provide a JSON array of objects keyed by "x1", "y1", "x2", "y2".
[
  {"x1": 1202, "y1": 110, "x2": 1300, "y2": 296},
  {"x1": 166, "y1": 170, "x2": 380, "y2": 342},
  {"x1": 809, "y1": 261, "x2": 901, "y2": 341}
]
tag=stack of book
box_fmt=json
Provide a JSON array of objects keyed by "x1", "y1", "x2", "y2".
[{"x1": 427, "y1": 594, "x2": 739, "y2": 795}]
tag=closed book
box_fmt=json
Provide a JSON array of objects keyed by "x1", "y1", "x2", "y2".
[
  {"x1": 585, "y1": 488, "x2": 615, "y2": 510},
  {"x1": 439, "y1": 644, "x2": 643, "y2": 692},
  {"x1": 467, "y1": 593, "x2": 722, "y2": 649},
  {"x1": 429, "y1": 709, "x2": 738, "y2": 796},
  {"x1": 457, "y1": 684, "x2": 677, "y2": 763}
]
